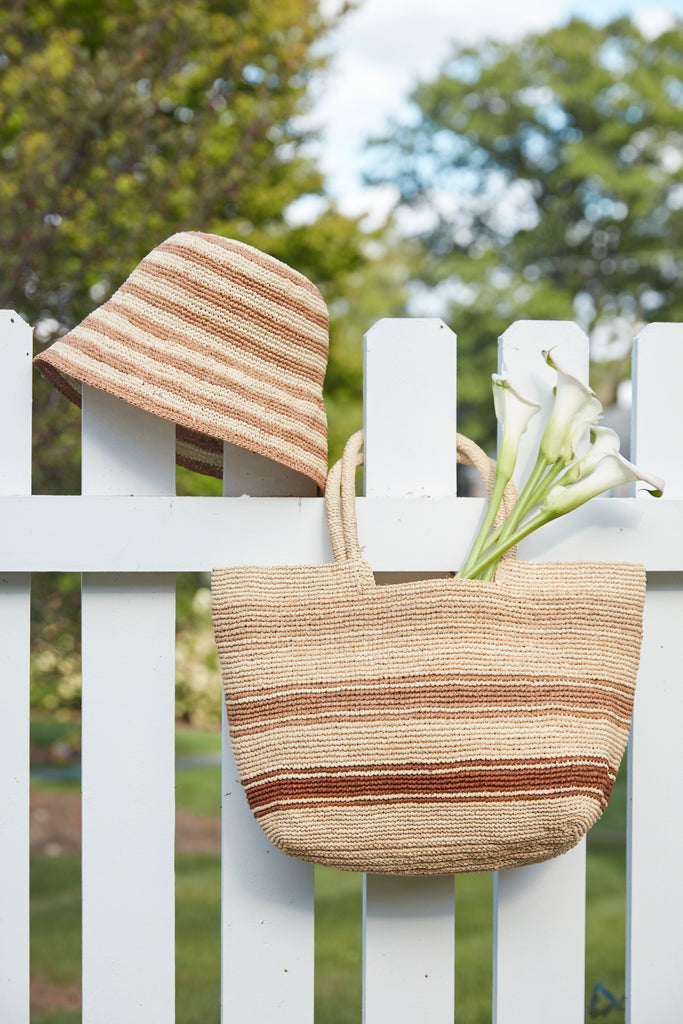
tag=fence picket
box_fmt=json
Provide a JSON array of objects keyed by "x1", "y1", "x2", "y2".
[
  {"x1": 627, "y1": 323, "x2": 683, "y2": 1023},
  {"x1": 3, "y1": 309, "x2": 681, "y2": 1023},
  {"x1": 362, "y1": 318, "x2": 458, "y2": 1024},
  {"x1": 0, "y1": 311, "x2": 32, "y2": 1024},
  {"x1": 493, "y1": 322, "x2": 589, "y2": 1024},
  {"x1": 81, "y1": 387, "x2": 176, "y2": 1023},
  {"x1": 220, "y1": 446, "x2": 315, "y2": 1023}
]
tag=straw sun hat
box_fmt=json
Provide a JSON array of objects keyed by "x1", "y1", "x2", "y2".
[{"x1": 34, "y1": 231, "x2": 329, "y2": 489}]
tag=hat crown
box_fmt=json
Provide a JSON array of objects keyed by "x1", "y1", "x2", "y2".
[{"x1": 34, "y1": 232, "x2": 329, "y2": 488}]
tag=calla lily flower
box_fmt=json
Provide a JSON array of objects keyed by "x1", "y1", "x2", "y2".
[
  {"x1": 562, "y1": 426, "x2": 622, "y2": 484},
  {"x1": 542, "y1": 452, "x2": 665, "y2": 518},
  {"x1": 457, "y1": 348, "x2": 665, "y2": 582},
  {"x1": 492, "y1": 374, "x2": 541, "y2": 479},
  {"x1": 540, "y1": 349, "x2": 603, "y2": 464}
]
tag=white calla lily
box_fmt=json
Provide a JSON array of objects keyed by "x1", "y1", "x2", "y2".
[
  {"x1": 540, "y1": 349, "x2": 603, "y2": 463},
  {"x1": 543, "y1": 452, "x2": 665, "y2": 517},
  {"x1": 492, "y1": 374, "x2": 541, "y2": 479},
  {"x1": 457, "y1": 348, "x2": 665, "y2": 582},
  {"x1": 562, "y1": 426, "x2": 622, "y2": 484}
]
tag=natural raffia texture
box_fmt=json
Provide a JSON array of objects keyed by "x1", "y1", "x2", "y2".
[
  {"x1": 34, "y1": 232, "x2": 329, "y2": 487},
  {"x1": 211, "y1": 430, "x2": 646, "y2": 874}
]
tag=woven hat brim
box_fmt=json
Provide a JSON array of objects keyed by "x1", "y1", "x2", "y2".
[
  {"x1": 33, "y1": 232, "x2": 329, "y2": 489},
  {"x1": 35, "y1": 354, "x2": 328, "y2": 487}
]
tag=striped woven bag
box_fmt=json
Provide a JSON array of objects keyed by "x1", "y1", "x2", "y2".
[{"x1": 211, "y1": 430, "x2": 645, "y2": 874}]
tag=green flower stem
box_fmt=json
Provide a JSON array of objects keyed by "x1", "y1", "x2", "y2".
[
  {"x1": 456, "y1": 474, "x2": 510, "y2": 579},
  {"x1": 458, "y1": 510, "x2": 554, "y2": 580},
  {"x1": 477, "y1": 455, "x2": 567, "y2": 559},
  {"x1": 479, "y1": 561, "x2": 498, "y2": 582},
  {"x1": 481, "y1": 452, "x2": 550, "y2": 555}
]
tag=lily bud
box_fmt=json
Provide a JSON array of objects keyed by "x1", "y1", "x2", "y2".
[
  {"x1": 540, "y1": 350, "x2": 603, "y2": 464},
  {"x1": 492, "y1": 374, "x2": 541, "y2": 479},
  {"x1": 543, "y1": 452, "x2": 665, "y2": 517}
]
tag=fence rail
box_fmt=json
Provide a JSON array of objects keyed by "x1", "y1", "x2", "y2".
[{"x1": 1, "y1": 310, "x2": 682, "y2": 1023}]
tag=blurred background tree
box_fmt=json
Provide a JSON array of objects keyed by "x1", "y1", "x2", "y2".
[
  {"x1": 366, "y1": 16, "x2": 683, "y2": 447},
  {"x1": 0, "y1": 0, "x2": 408, "y2": 716},
  {"x1": 5, "y1": 6, "x2": 682, "y2": 717},
  {"x1": 1, "y1": 0, "x2": 401, "y2": 490}
]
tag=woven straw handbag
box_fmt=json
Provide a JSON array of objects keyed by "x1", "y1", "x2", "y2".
[{"x1": 212, "y1": 430, "x2": 646, "y2": 875}]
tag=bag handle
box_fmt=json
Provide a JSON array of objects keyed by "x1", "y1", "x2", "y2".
[
  {"x1": 325, "y1": 430, "x2": 518, "y2": 568},
  {"x1": 325, "y1": 431, "x2": 364, "y2": 562}
]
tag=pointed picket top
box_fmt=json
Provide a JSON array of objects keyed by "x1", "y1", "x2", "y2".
[
  {"x1": 498, "y1": 320, "x2": 589, "y2": 491},
  {"x1": 631, "y1": 321, "x2": 683, "y2": 499},
  {"x1": 364, "y1": 318, "x2": 458, "y2": 497},
  {"x1": 0, "y1": 311, "x2": 32, "y2": 495}
]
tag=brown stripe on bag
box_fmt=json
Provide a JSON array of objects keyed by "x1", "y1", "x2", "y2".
[
  {"x1": 244, "y1": 758, "x2": 616, "y2": 814},
  {"x1": 241, "y1": 753, "x2": 614, "y2": 784},
  {"x1": 227, "y1": 704, "x2": 633, "y2": 737},
  {"x1": 225, "y1": 672, "x2": 636, "y2": 703},
  {"x1": 225, "y1": 681, "x2": 635, "y2": 724},
  {"x1": 251, "y1": 787, "x2": 609, "y2": 820}
]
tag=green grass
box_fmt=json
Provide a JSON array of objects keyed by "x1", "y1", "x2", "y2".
[
  {"x1": 454, "y1": 871, "x2": 494, "y2": 1021},
  {"x1": 175, "y1": 766, "x2": 221, "y2": 818},
  {"x1": 30, "y1": 725, "x2": 629, "y2": 1021},
  {"x1": 30, "y1": 854, "x2": 222, "y2": 1024},
  {"x1": 30, "y1": 856, "x2": 82, "y2": 990},
  {"x1": 31, "y1": 847, "x2": 627, "y2": 1023},
  {"x1": 315, "y1": 867, "x2": 363, "y2": 1023},
  {"x1": 174, "y1": 725, "x2": 222, "y2": 759},
  {"x1": 30, "y1": 717, "x2": 80, "y2": 751},
  {"x1": 175, "y1": 855, "x2": 221, "y2": 1024},
  {"x1": 585, "y1": 845, "x2": 626, "y2": 1020},
  {"x1": 30, "y1": 1013, "x2": 80, "y2": 1024},
  {"x1": 31, "y1": 722, "x2": 223, "y2": 811}
]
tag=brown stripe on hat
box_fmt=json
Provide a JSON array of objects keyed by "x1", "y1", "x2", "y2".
[
  {"x1": 120, "y1": 269, "x2": 328, "y2": 365},
  {"x1": 34, "y1": 232, "x2": 330, "y2": 487},
  {"x1": 92, "y1": 293, "x2": 327, "y2": 401},
  {"x1": 57, "y1": 325, "x2": 328, "y2": 459},
  {"x1": 188, "y1": 233, "x2": 325, "y2": 300},
  {"x1": 44, "y1": 337, "x2": 328, "y2": 483},
  {"x1": 157, "y1": 236, "x2": 328, "y2": 329}
]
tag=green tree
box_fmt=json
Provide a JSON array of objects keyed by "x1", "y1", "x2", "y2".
[
  {"x1": 366, "y1": 17, "x2": 683, "y2": 446},
  {"x1": 2, "y1": 0, "x2": 407, "y2": 716},
  {"x1": 1, "y1": 0, "x2": 382, "y2": 493},
  {"x1": 2, "y1": 0, "x2": 339, "y2": 330}
]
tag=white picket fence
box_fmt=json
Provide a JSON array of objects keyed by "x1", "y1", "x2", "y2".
[{"x1": 1, "y1": 311, "x2": 682, "y2": 1023}]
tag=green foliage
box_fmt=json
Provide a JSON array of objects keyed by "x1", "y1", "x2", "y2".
[
  {"x1": 5, "y1": 0, "x2": 406, "y2": 713},
  {"x1": 1, "y1": 0, "x2": 333, "y2": 330},
  {"x1": 175, "y1": 578, "x2": 222, "y2": 725},
  {"x1": 31, "y1": 573, "x2": 82, "y2": 715},
  {"x1": 367, "y1": 17, "x2": 683, "y2": 447},
  {"x1": 2, "y1": 0, "x2": 383, "y2": 497},
  {"x1": 30, "y1": 853, "x2": 223, "y2": 1024}
]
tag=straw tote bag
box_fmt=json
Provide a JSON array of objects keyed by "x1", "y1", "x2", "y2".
[{"x1": 212, "y1": 430, "x2": 646, "y2": 875}]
